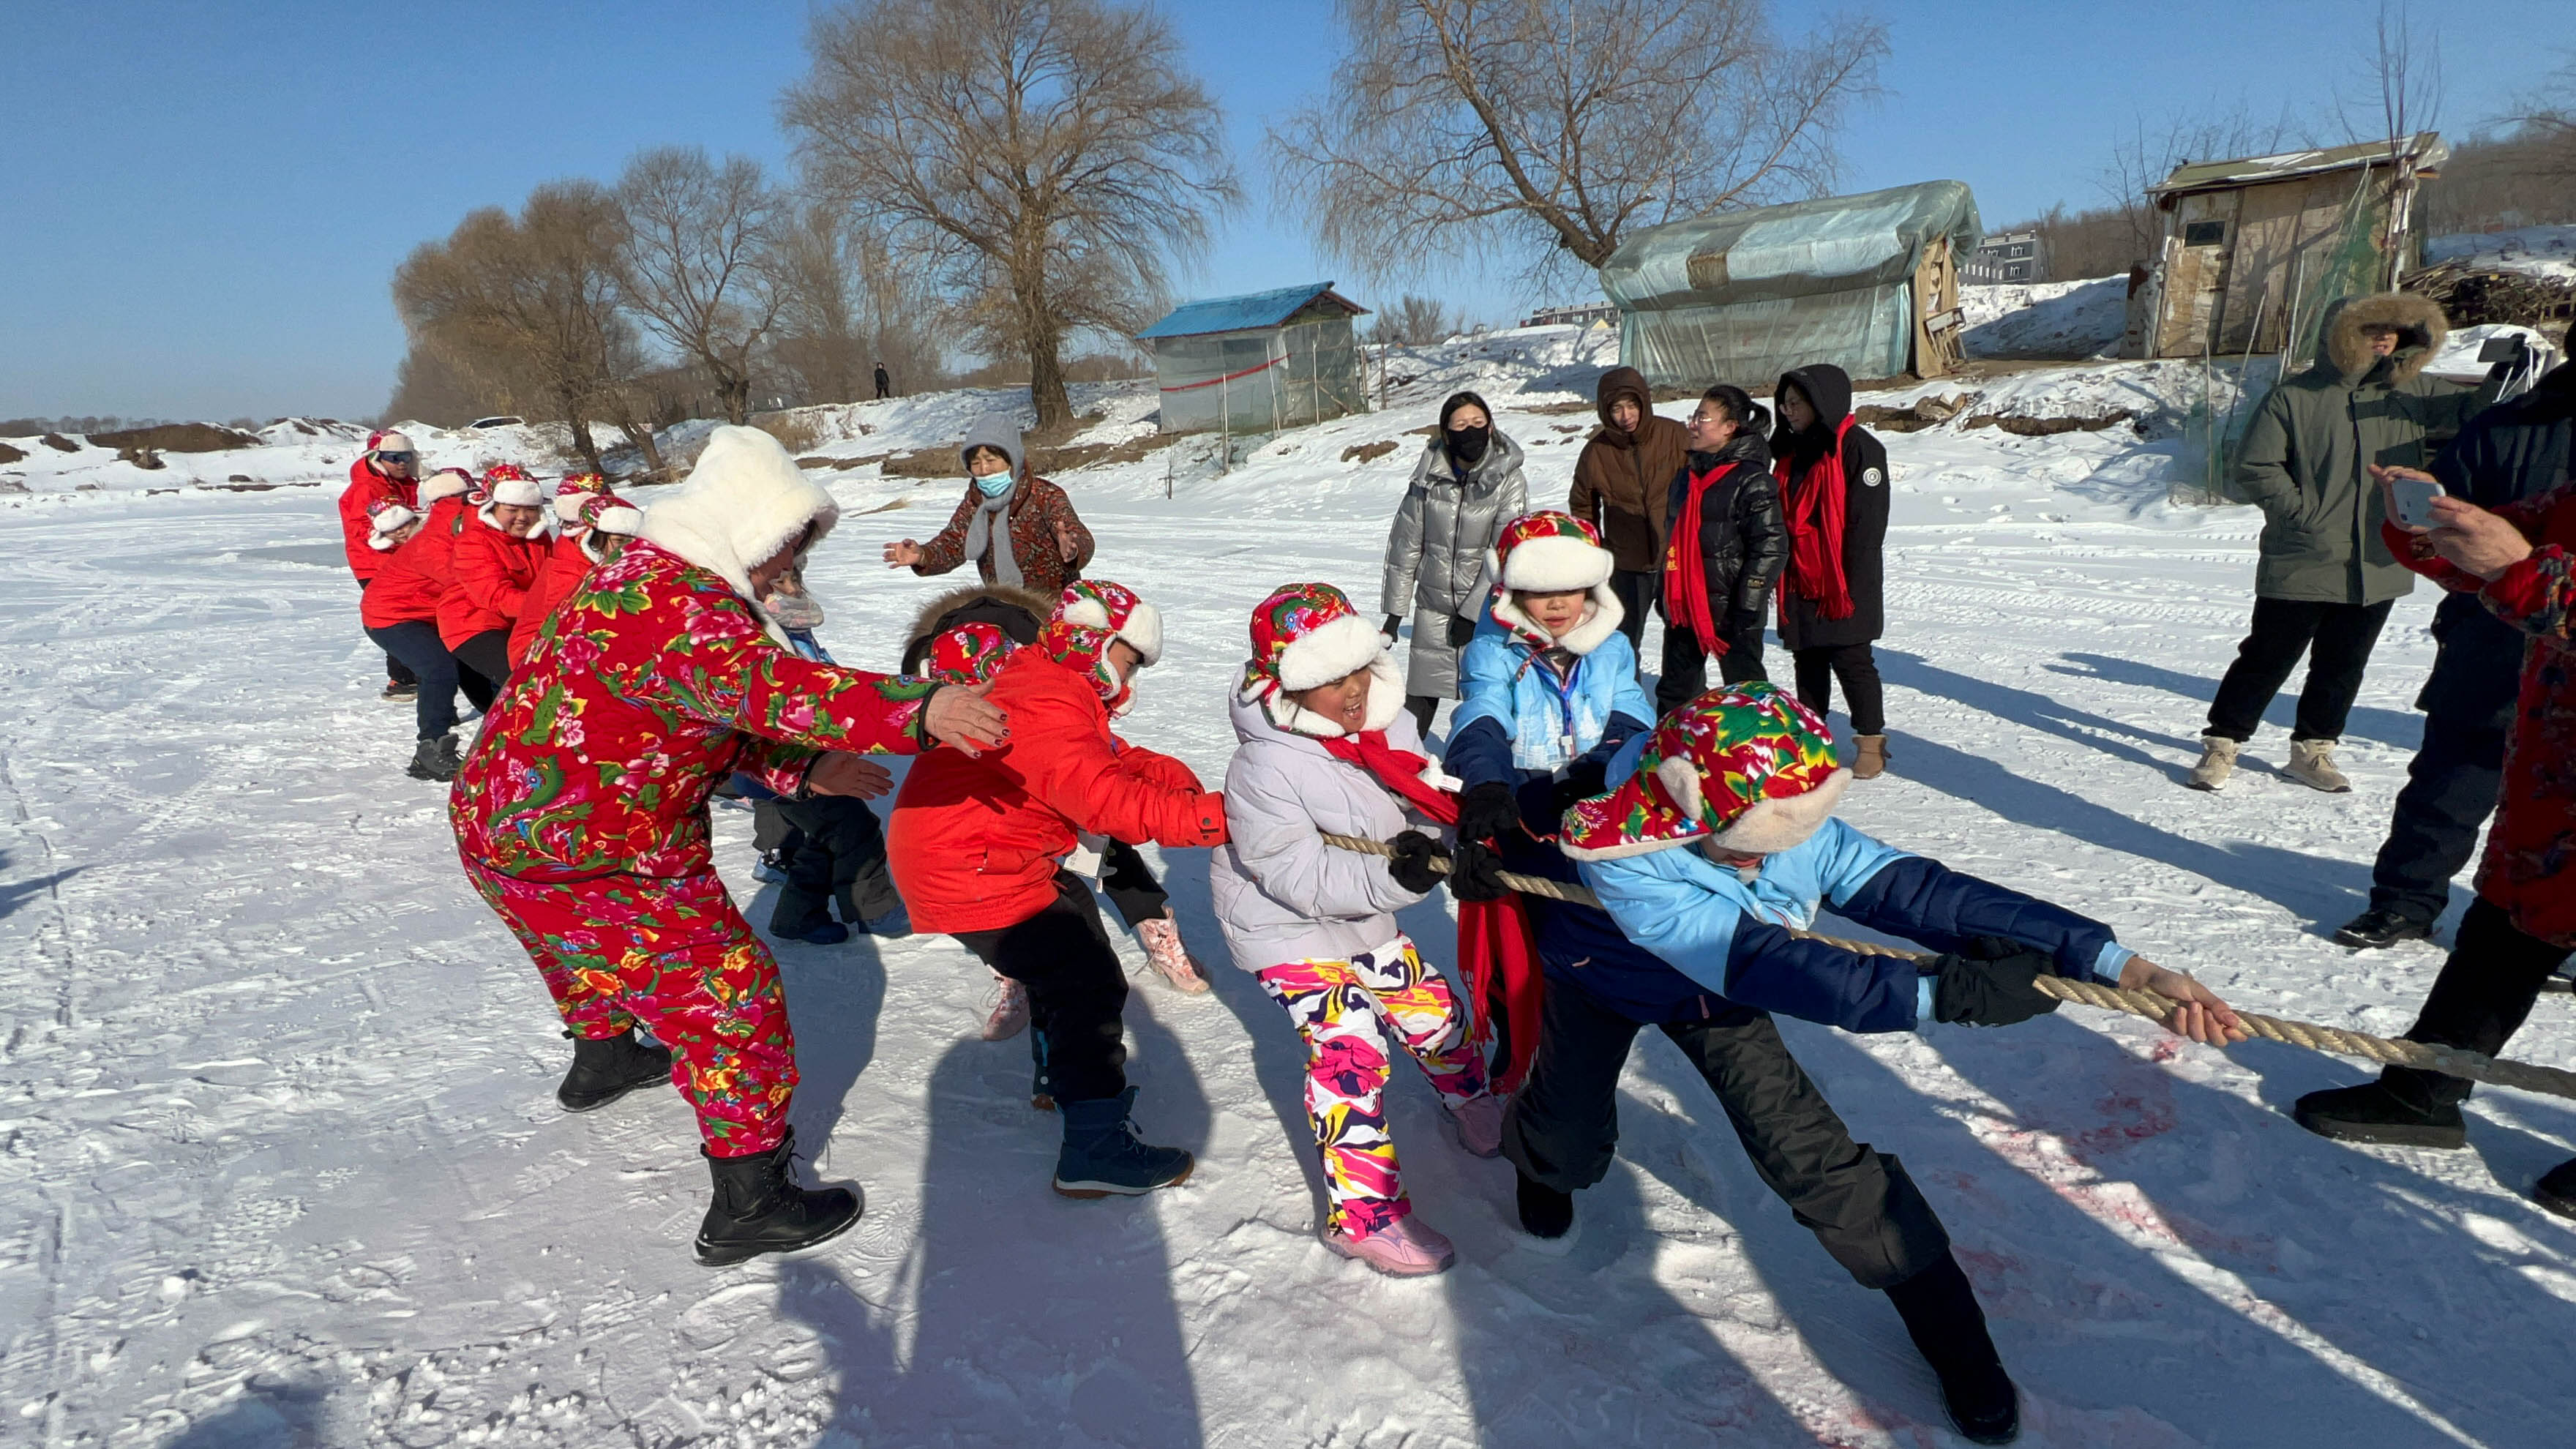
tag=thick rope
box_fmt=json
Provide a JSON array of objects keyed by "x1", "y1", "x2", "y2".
[{"x1": 1319, "y1": 832, "x2": 2576, "y2": 1102}]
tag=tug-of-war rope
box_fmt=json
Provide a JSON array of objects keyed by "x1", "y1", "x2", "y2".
[{"x1": 1315, "y1": 832, "x2": 2576, "y2": 1103}]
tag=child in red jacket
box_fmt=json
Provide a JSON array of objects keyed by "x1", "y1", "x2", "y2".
[{"x1": 889, "y1": 588, "x2": 1228, "y2": 1198}]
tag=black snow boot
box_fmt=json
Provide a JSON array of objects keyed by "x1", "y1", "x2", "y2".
[
  {"x1": 2536, "y1": 1158, "x2": 2576, "y2": 1221},
  {"x1": 1515, "y1": 1171, "x2": 1573, "y2": 1240},
  {"x1": 555, "y1": 1029, "x2": 673, "y2": 1113},
  {"x1": 1052, "y1": 1087, "x2": 1193, "y2": 1198},
  {"x1": 1886, "y1": 1253, "x2": 2019, "y2": 1444},
  {"x1": 2333, "y1": 908, "x2": 2432, "y2": 951},
  {"x1": 406, "y1": 733, "x2": 462, "y2": 782},
  {"x1": 2291, "y1": 1066, "x2": 2469, "y2": 1149},
  {"x1": 696, "y1": 1128, "x2": 863, "y2": 1267}
]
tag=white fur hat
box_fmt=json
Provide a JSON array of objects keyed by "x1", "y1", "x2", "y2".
[
  {"x1": 638, "y1": 424, "x2": 841, "y2": 641},
  {"x1": 367, "y1": 505, "x2": 419, "y2": 549},
  {"x1": 1055, "y1": 580, "x2": 1164, "y2": 667},
  {"x1": 486, "y1": 472, "x2": 544, "y2": 509},
  {"x1": 1494, "y1": 510, "x2": 1614, "y2": 593},
  {"x1": 371, "y1": 430, "x2": 416, "y2": 456},
  {"x1": 419, "y1": 469, "x2": 472, "y2": 505}
]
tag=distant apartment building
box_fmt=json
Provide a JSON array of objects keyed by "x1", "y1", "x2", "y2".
[
  {"x1": 1521, "y1": 301, "x2": 1619, "y2": 328},
  {"x1": 1965, "y1": 231, "x2": 2046, "y2": 285}
]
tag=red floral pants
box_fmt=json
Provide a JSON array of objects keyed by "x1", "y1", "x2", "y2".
[{"x1": 465, "y1": 863, "x2": 795, "y2": 1157}]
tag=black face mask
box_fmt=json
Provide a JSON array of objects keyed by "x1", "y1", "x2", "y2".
[{"x1": 1446, "y1": 424, "x2": 1491, "y2": 465}]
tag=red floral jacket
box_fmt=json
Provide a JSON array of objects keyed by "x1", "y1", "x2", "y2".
[
  {"x1": 451, "y1": 539, "x2": 938, "y2": 883},
  {"x1": 2385, "y1": 485, "x2": 2576, "y2": 947}
]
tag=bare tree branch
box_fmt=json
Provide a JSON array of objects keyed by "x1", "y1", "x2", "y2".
[{"x1": 612, "y1": 147, "x2": 788, "y2": 425}]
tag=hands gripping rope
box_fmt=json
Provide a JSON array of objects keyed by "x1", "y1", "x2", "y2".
[{"x1": 1314, "y1": 832, "x2": 2576, "y2": 1104}]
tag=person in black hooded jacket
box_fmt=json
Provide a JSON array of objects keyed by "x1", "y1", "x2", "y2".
[
  {"x1": 1657, "y1": 384, "x2": 1789, "y2": 716},
  {"x1": 1772, "y1": 363, "x2": 1893, "y2": 778}
]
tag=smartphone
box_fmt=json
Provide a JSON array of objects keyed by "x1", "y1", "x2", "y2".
[{"x1": 2390, "y1": 475, "x2": 2446, "y2": 530}]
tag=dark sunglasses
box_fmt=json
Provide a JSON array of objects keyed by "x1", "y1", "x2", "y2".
[{"x1": 376, "y1": 450, "x2": 416, "y2": 465}]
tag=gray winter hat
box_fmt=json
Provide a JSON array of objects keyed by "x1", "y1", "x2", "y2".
[{"x1": 959, "y1": 414, "x2": 1025, "y2": 475}]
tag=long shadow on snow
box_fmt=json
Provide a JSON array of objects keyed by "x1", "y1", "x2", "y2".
[
  {"x1": 157, "y1": 1374, "x2": 346, "y2": 1448},
  {"x1": 1863, "y1": 700, "x2": 2373, "y2": 923},
  {"x1": 1616, "y1": 1020, "x2": 2474, "y2": 1445},
  {"x1": 0, "y1": 864, "x2": 86, "y2": 922},
  {"x1": 755, "y1": 883, "x2": 888, "y2": 1155},
  {"x1": 1443, "y1": 1082, "x2": 1821, "y2": 1445},
  {"x1": 2045, "y1": 651, "x2": 2425, "y2": 754},
  {"x1": 781, "y1": 1013, "x2": 1212, "y2": 1446},
  {"x1": 1882, "y1": 1014, "x2": 2574, "y2": 1445}
]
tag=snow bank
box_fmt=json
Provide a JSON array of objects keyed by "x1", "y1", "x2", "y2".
[
  {"x1": 2425, "y1": 223, "x2": 2576, "y2": 281},
  {"x1": 1960, "y1": 275, "x2": 2130, "y2": 359}
]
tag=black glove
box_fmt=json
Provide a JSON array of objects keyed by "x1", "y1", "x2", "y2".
[
  {"x1": 1926, "y1": 937, "x2": 2063, "y2": 1027},
  {"x1": 1387, "y1": 830, "x2": 1445, "y2": 894},
  {"x1": 1445, "y1": 839, "x2": 1513, "y2": 903},
  {"x1": 1549, "y1": 757, "x2": 1610, "y2": 815},
  {"x1": 1382, "y1": 614, "x2": 1404, "y2": 640},
  {"x1": 1447, "y1": 614, "x2": 1478, "y2": 648},
  {"x1": 1455, "y1": 781, "x2": 1521, "y2": 843}
]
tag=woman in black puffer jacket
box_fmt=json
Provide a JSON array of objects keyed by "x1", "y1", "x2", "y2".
[{"x1": 1656, "y1": 384, "x2": 1789, "y2": 717}]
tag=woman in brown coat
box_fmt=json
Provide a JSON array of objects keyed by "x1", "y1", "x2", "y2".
[
  {"x1": 1570, "y1": 365, "x2": 1688, "y2": 659},
  {"x1": 885, "y1": 413, "x2": 1095, "y2": 599}
]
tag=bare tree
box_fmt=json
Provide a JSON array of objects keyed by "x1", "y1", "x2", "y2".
[
  {"x1": 2506, "y1": 55, "x2": 2576, "y2": 187},
  {"x1": 782, "y1": 0, "x2": 1239, "y2": 429},
  {"x1": 392, "y1": 181, "x2": 636, "y2": 472},
  {"x1": 1269, "y1": 0, "x2": 1886, "y2": 285},
  {"x1": 2340, "y1": 0, "x2": 2442, "y2": 148},
  {"x1": 1371, "y1": 294, "x2": 1464, "y2": 345},
  {"x1": 611, "y1": 147, "x2": 787, "y2": 426},
  {"x1": 766, "y1": 200, "x2": 948, "y2": 405},
  {"x1": 2097, "y1": 104, "x2": 2308, "y2": 266}
]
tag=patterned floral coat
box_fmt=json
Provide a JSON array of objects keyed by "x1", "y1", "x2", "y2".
[
  {"x1": 910, "y1": 473, "x2": 1095, "y2": 602},
  {"x1": 451, "y1": 538, "x2": 937, "y2": 883},
  {"x1": 2386, "y1": 484, "x2": 2576, "y2": 947}
]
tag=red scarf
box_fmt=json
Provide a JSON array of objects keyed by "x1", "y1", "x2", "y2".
[
  {"x1": 1778, "y1": 414, "x2": 1857, "y2": 621},
  {"x1": 1660, "y1": 459, "x2": 1739, "y2": 656},
  {"x1": 1322, "y1": 730, "x2": 1545, "y2": 1092}
]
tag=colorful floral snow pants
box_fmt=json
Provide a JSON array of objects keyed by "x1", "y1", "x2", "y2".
[
  {"x1": 465, "y1": 863, "x2": 795, "y2": 1158},
  {"x1": 1257, "y1": 937, "x2": 1489, "y2": 1238}
]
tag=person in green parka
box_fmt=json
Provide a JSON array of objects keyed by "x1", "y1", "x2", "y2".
[{"x1": 2189, "y1": 293, "x2": 2505, "y2": 793}]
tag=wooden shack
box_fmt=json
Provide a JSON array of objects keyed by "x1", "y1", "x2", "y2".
[{"x1": 2133, "y1": 134, "x2": 2447, "y2": 360}]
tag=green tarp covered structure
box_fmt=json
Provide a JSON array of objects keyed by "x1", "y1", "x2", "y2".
[{"x1": 1598, "y1": 180, "x2": 1984, "y2": 387}]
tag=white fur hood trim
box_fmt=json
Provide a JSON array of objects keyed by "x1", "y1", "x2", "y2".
[
  {"x1": 1489, "y1": 582, "x2": 1625, "y2": 656},
  {"x1": 1248, "y1": 651, "x2": 1407, "y2": 738},
  {"x1": 639, "y1": 424, "x2": 840, "y2": 644}
]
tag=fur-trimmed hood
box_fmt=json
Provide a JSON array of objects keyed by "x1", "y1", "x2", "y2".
[
  {"x1": 2318, "y1": 292, "x2": 2448, "y2": 387},
  {"x1": 899, "y1": 581, "x2": 1057, "y2": 672},
  {"x1": 637, "y1": 425, "x2": 840, "y2": 644}
]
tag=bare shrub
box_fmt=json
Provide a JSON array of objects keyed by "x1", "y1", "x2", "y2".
[
  {"x1": 614, "y1": 146, "x2": 787, "y2": 425},
  {"x1": 753, "y1": 413, "x2": 824, "y2": 454},
  {"x1": 1371, "y1": 296, "x2": 1463, "y2": 345},
  {"x1": 86, "y1": 423, "x2": 256, "y2": 453}
]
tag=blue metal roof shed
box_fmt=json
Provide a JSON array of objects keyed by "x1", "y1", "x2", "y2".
[{"x1": 1137, "y1": 283, "x2": 1371, "y2": 435}]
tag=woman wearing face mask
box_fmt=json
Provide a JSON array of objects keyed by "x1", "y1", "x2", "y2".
[
  {"x1": 884, "y1": 415, "x2": 1094, "y2": 601},
  {"x1": 1381, "y1": 391, "x2": 1527, "y2": 737}
]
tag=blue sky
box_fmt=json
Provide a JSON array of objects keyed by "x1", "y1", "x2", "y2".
[{"x1": 2, "y1": 0, "x2": 2564, "y2": 422}]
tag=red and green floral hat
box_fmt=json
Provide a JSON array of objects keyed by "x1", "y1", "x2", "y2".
[
  {"x1": 1239, "y1": 581, "x2": 1386, "y2": 700},
  {"x1": 924, "y1": 621, "x2": 1018, "y2": 687},
  {"x1": 1055, "y1": 579, "x2": 1164, "y2": 666},
  {"x1": 1560, "y1": 683, "x2": 1850, "y2": 861},
  {"x1": 1036, "y1": 617, "x2": 1134, "y2": 715},
  {"x1": 1487, "y1": 509, "x2": 1622, "y2": 654}
]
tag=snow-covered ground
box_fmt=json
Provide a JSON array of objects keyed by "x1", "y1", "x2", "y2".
[
  {"x1": 1961, "y1": 277, "x2": 2129, "y2": 360},
  {"x1": 2426, "y1": 223, "x2": 2576, "y2": 282},
  {"x1": 7, "y1": 329, "x2": 2576, "y2": 1448}
]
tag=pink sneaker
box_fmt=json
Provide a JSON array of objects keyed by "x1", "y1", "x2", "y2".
[
  {"x1": 1135, "y1": 915, "x2": 1212, "y2": 995},
  {"x1": 1446, "y1": 1093, "x2": 1505, "y2": 1158},
  {"x1": 1324, "y1": 1214, "x2": 1456, "y2": 1277},
  {"x1": 979, "y1": 976, "x2": 1030, "y2": 1041}
]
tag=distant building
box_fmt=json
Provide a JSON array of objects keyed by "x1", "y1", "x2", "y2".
[
  {"x1": 1965, "y1": 231, "x2": 2046, "y2": 285},
  {"x1": 1135, "y1": 282, "x2": 1371, "y2": 435},
  {"x1": 1521, "y1": 302, "x2": 1619, "y2": 329}
]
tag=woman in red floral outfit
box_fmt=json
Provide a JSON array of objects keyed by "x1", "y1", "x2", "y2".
[
  {"x1": 2295, "y1": 466, "x2": 2576, "y2": 1219},
  {"x1": 450, "y1": 425, "x2": 1007, "y2": 1265}
]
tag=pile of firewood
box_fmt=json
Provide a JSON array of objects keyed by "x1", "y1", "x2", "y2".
[{"x1": 2407, "y1": 257, "x2": 2576, "y2": 334}]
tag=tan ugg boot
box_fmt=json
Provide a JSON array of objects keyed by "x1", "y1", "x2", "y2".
[
  {"x1": 1852, "y1": 735, "x2": 1890, "y2": 780},
  {"x1": 2285, "y1": 738, "x2": 2353, "y2": 793},
  {"x1": 2186, "y1": 735, "x2": 2239, "y2": 791}
]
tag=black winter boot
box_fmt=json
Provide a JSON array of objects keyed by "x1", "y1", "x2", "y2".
[
  {"x1": 2533, "y1": 1158, "x2": 2576, "y2": 1221},
  {"x1": 1515, "y1": 1171, "x2": 1574, "y2": 1240},
  {"x1": 2291, "y1": 1066, "x2": 2469, "y2": 1148},
  {"x1": 1885, "y1": 1253, "x2": 2019, "y2": 1445},
  {"x1": 2333, "y1": 908, "x2": 2432, "y2": 950},
  {"x1": 1052, "y1": 1088, "x2": 1192, "y2": 1198},
  {"x1": 407, "y1": 733, "x2": 462, "y2": 782},
  {"x1": 696, "y1": 1128, "x2": 863, "y2": 1267},
  {"x1": 555, "y1": 1029, "x2": 673, "y2": 1112}
]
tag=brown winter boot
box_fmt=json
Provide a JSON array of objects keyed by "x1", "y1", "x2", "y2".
[{"x1": 1852, "y1": 735, "x2": 1890, "y2": 780}]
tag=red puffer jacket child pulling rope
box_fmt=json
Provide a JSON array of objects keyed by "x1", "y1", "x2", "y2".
[{"x1": 448, "y1": 424, "x2": 1007, "y2": 1267}]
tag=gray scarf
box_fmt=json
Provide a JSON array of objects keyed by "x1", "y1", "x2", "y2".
[{"x1": 959, "y1": 485, "x2": 1023, "y2": 587}]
